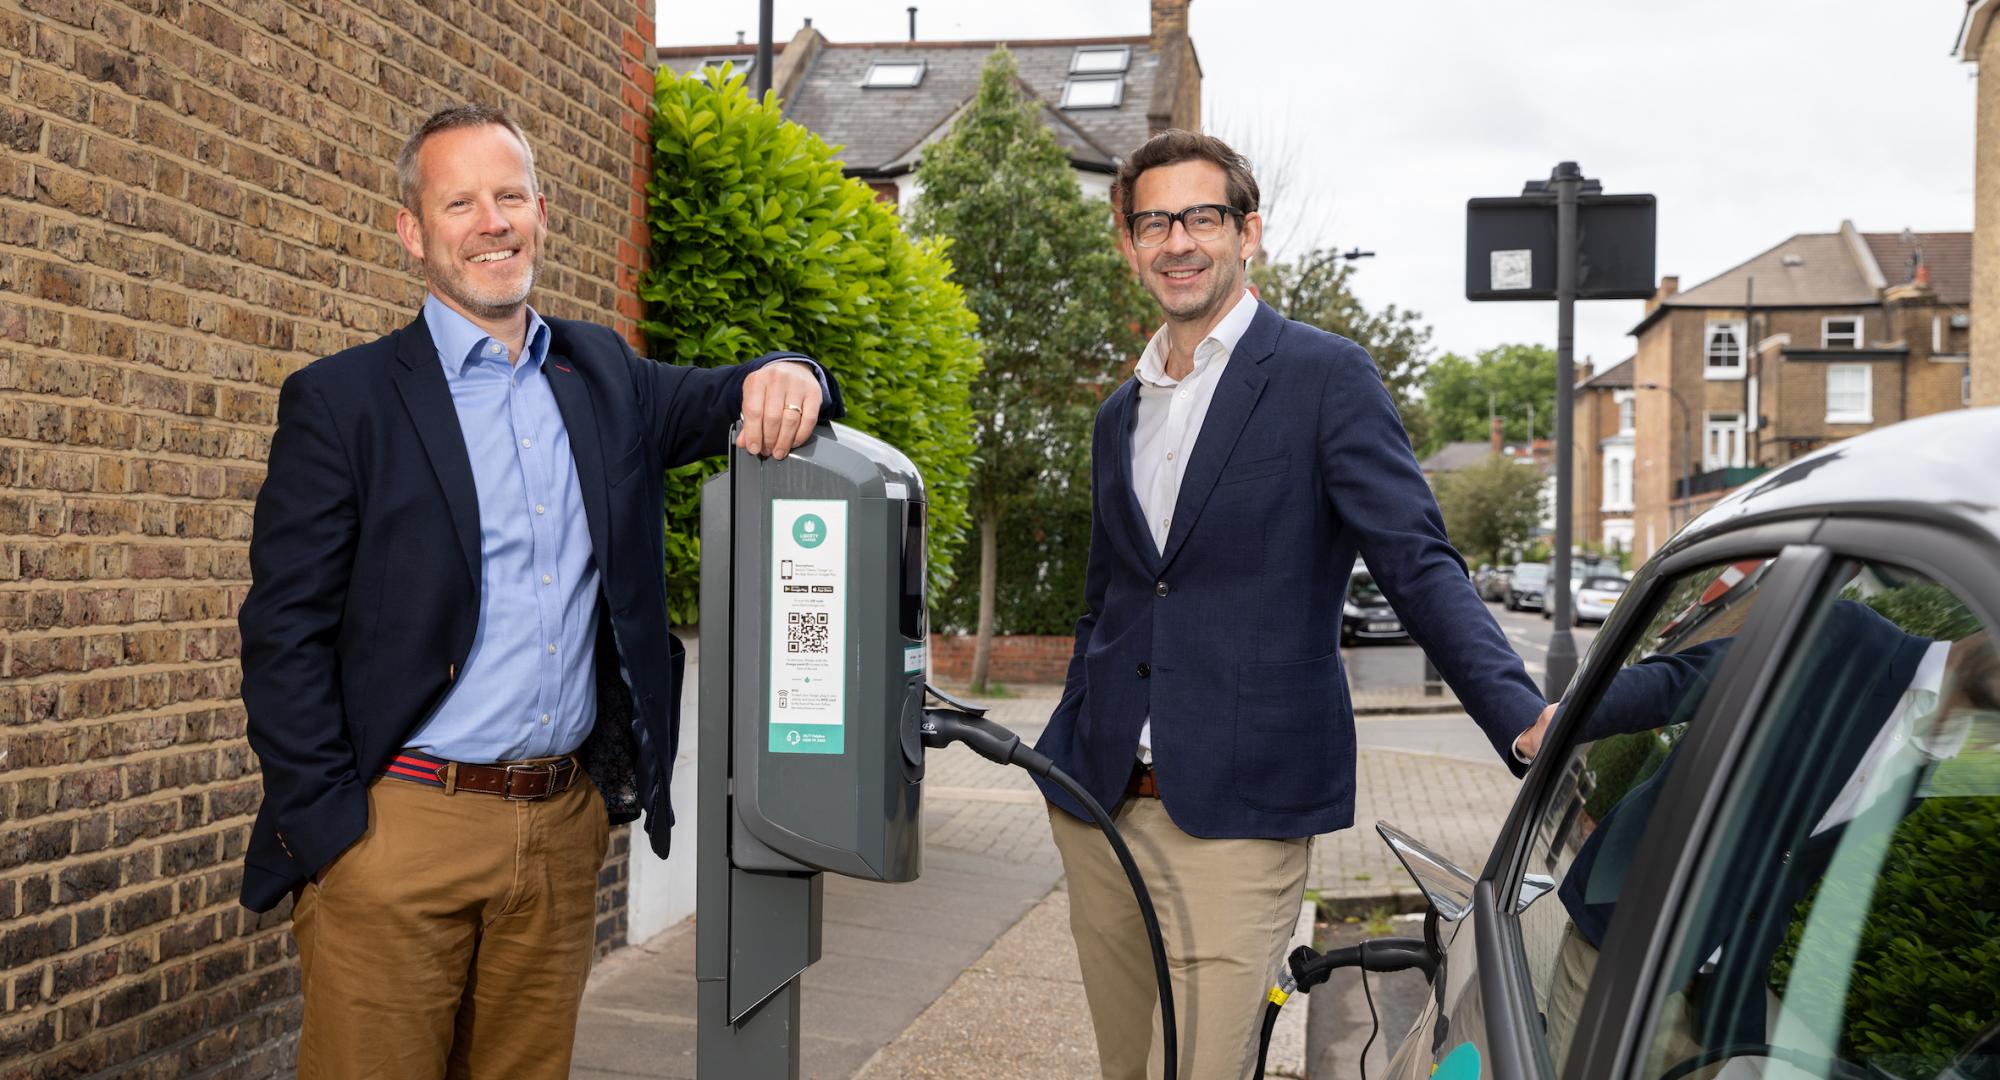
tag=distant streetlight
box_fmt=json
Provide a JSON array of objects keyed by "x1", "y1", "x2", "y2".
[
  {"x1": 1285, "y1": 246, "x2": 1376, "y2": 315},
  {"x1": 1639, "y1": 380, "x2": 1694, "y2": 528}
]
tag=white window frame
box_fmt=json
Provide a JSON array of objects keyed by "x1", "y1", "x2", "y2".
[
  {"x1": 1821, "y1": 315, "x2": 1862, "y2": 349},
  {"x1": 1934, "y1": 314, "x2": 1945, "y2": 354},
  {"x1": 1060, "y1": 77, "x2": 1124, "y2": 109},
  {"x1": 1614, "y1": 390, "x2": 1635, "y2": 435},
  {"x1": 1825, "y1": 364, "x2": 1872, "y2": 424},
  {"x1": 862, "y1": 61, "x2": 926, "y2": 89},
  {"x1": 699, "y1": 56, "x2": 755, "y2": 76},
  {"x1": 1703, "y1": 411, "x2": 1746, "y2": 471},
  {"x1": 1070, "y1": 46, "x2": 1130, "y2": 74},
  {"x1": 1704, "y1": 320, "x2": 1746, "y2": 380}
]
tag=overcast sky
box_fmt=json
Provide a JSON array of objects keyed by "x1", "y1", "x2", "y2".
[{"x1": 660, "y1": 1, "x2": 1976, "y2": 372}]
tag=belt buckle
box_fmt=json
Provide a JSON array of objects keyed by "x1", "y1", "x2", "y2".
[{"x1": 502, "y1": 762, "x2": 552, "y2": 801}]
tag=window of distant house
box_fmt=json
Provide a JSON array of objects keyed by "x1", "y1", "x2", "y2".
[
  {"x1": 1825, "y1": 364, "x2": 1872, "y2": 424},
  {"x1": 862, "y1": 61, "x2": 926, "y2": 88},
  {"x1": 1070, "y1": 46, "x2": 1130, "y2": 74},
  {"x1": 1061, "y1": 77, "x2": 1124, "y2": 109},
  {"x1": 1934, "y1": 314, "x2": 1945, "y2": 354},
  {"x1": 1704, "y1": 320, "x2": 1746, "y2": 379},
  {"x1": 1821, "y1": 315, "x2": 1862, "y2": 349},
  {"x1": 1963, "y1": 365, "x2": 1972, "y2": 407},
  {"x1": 700, "y1": 56, "x2": 754, "y2": 77},
  {"x1": 1616, "y1": 393, "x2": 1635, "y2": 434}
]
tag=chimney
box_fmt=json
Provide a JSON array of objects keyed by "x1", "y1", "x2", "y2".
[
  {"x1": 1151, "y1": 0, "x2": 1190, "y2": 49},
  {"x1": 908, "y1": 6, "x2": 917, "y2": 41},
  {"x1": 1491, "y1": 415, "x2": 1504, "y2": 455},
  {"x1": 1645, "y1": 274, "x2": 1680, "y2": 315}
]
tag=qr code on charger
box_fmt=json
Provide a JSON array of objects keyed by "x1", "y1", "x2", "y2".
[{"x1": 786, "y1": 611, "x2": 830, "y2": 653}]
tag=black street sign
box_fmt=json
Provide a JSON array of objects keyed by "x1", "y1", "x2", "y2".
[{"x1": 1466, "y1": 193, "x2": 1657, "y2": 301}]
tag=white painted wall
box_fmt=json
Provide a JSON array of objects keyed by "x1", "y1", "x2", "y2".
[{"x1": 625, "y1": 629, "x2": 703, "y2": 945}]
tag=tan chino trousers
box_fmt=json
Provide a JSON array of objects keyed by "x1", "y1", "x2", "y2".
[
  {"x1": 1050, "y1": 796, "x2": 1311, "y2": 1080},
  {"x1": 290, "y1": 768, "x2": 610, "y2": 1079}
]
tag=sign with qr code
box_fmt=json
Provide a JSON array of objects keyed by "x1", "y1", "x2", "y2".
[{"x1": 769, "y1": 499, "x2": 847, "y2": 754}]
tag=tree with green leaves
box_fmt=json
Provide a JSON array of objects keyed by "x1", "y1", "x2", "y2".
[
  {"x1": 907, "y1": 46, "x2": 1155, "y2": 692},
  {"x1": 1418, "y1": 343, "x2": 1557, "y2": 458},
  {"x1": 642, "y1": 65, "x2": 982, "y2": 622},
  {"x1": 1250, "y1": 251, "x2": 1434, "y2": 451},
  {"x1": 1429, "y1": 454, "x2": 1547, "y2": 567}
]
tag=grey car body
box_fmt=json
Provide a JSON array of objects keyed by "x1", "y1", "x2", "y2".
[{"x1": 1367, "y1": 408, "x2": 2000, "y2": 1080}]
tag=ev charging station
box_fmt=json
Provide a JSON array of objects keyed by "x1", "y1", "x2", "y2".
[
  {"x1": 695, "y1": 423, "x2": 930, "y2": 1076},
  {"x1": 696, "y1": 423, "x2": 1173, "y2": 1079}
]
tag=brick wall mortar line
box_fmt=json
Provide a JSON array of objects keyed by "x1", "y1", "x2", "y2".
[{"x1": 47, "y1": 11, "x2": 638, "y2": 252}]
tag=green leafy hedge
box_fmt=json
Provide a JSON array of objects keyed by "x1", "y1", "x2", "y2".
[{"x1": 641, "y1": 66, "x2": 982, "y2": 622}]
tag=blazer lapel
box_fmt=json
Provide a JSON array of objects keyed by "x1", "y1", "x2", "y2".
[
  {"x1": 544, "y1": 347, "x2": 612, "y2": 574},
  {"x1": 391, "y1": 313, "x2": 481, "y2": 588},
  {"x1": 1157, "y1": 303, "x2": 1280, "y2": 570},
  {"x1": 1102, "y1": 380, "x2": 1161, "y2": 572}
]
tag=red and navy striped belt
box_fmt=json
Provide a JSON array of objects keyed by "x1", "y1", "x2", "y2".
[{"x1": 382, "y1": 748, "x2": 580, "y2": 801}]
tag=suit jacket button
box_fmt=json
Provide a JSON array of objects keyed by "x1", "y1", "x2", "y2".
[
  {"x1": 1155, "y1": 582, "x2": 1169, "y2": 597},
  {"x1": 1136, "y1": 662, "x2": 1150, "y2": 678}
]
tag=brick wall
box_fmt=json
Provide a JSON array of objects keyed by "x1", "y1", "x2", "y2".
[
  {"x1": 929, "y1": 634, "x2": 1073, "y2": 686},
  {"x1": 0, "y1": 0, "x2": 655, "y2": 1075}
]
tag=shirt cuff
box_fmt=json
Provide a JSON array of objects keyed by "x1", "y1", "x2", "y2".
[{"x1": 775, "y1": 357, "x2": 832, "y2": 406}]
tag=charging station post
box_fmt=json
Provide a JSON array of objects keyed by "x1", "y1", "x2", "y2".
[{"x1": 695, "y1": 424, "x2": 930, "y2": 1077}]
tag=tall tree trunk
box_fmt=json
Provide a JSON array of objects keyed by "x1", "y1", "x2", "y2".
[{"x1": 970, "y1": 508, "x2": 999, "y2": 692}]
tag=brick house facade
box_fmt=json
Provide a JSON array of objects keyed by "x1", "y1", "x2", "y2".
[
  {"x1": 1569, "y1": 357, "x2": 1635, "y2": 558},
  {"x1": 0, "y1": 1, "x2": 656, "y2": 1074},
  {"x1": 1629, "y1": 223, "x2": 1971, "y2": 560}
]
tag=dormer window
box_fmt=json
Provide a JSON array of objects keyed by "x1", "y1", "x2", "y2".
[
  {"x1": 700, "y1": 56, "x2": 754, "y2": 76},
  {"x1": 1070, "y1": 46, "x2": 1130, "y2": 75},
  {"x1": 1061, "y1": 77, "x2": 1123, "y2": 109},
  {"x1": 1822, "y1": 316, "x2": 1862, "y2": 349},
  {"x1": 862, "y1": 61, "x2": 925, "y2": 88}
]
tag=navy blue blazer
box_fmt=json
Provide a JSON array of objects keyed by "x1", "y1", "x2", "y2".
[
  {"x1": 237, "y1": 311, "x2": 840, "y2": 912},
  {"x1": 1032, "y1": 302, "x2": 1544, "y2": 839}
]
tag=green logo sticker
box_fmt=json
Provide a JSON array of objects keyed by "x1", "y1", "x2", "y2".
[{"x1": 792, "y1": 514, "x2": 827, "y2": 548}]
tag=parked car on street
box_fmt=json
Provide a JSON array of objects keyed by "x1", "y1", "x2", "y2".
[
  {"x1": 1342, "y1": 562, "x2": 1410, "y2": 646},
  {"x1": 1505, "y1": 561, "x2": 1550, "y2": 611},
  {"x1": 1346, "y1": 409, "x2": 2000, "y2": 1080},
  {"x1": 1570, "y1": 574, "x2": 1627, "y2": 623},
  {"x1": 1543, "y1": 561, "x2": 1628, "y2": 619},
  {"x1": 1475, "y1": 564, "x2": 1513, "y2": 603}
]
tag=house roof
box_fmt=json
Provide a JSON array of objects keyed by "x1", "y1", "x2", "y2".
[
  {"x1": 662, "y1": 36, "x2": 1163, "y2": 177},
  {"x1": 1419, "y1": 441, "x2": 1495, "y2": 474},
  {"x1": 1580, "y1": 356, "x2": 1633, "y2": 389},
  {"x1": 1634, "y1": 222, "x2": 1973, "y2": 334},
  {"x1": 1864, "y1": 231, "x2": 1972, "y2": 306}
]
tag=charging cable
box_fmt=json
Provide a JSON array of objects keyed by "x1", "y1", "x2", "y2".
[
  {"x1": 918, "y1": 686, "x2": 1179, "y2": 1080},
  {"x1": 1253, "y1": 937, "x2": 1436, "y2": 1079}
]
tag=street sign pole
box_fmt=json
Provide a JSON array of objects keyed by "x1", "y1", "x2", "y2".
[{"x1": 1545, "y1": 163, "x2": 1580, "y2": 697}]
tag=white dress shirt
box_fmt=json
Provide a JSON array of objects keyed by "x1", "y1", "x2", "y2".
[
  {"x1": 1811, "y1": 639, "x2": 1965, "y2": 836},
  {"x1": 1130, "y1": 288, "x2": 1261, "y2": 764}
]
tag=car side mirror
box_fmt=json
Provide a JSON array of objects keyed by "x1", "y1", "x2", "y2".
[
  {"x1": 1516, "y1": 872, "x2": 1556, "y2": 916},
  {"x1": 1377, "y1": 821, "x2": 1476, "y2": 922}
]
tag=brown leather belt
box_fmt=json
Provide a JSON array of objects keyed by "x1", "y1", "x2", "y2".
[
  {"x1": 1125, "y1": 763, "x2": 1159, "y2": 799},
  {"x1": 383, "y1": 749, "x2": 580, "y2": 801}
]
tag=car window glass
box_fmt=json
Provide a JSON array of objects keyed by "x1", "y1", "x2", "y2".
[
  {"x1": 1635, "y1": 561, "x2": 1999, "y2": 1080},
  {"x1": 1513, "y1": 557, "x2": 1780, "y2": 1069}
]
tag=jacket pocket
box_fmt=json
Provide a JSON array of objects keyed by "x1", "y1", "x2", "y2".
[
  {"x1": 606, "y1": 440, "x2": 647, "y2": 486},
  {"x1": 1233, "y1": 651, "x2": 1349, "y2": 813},
  {"x1": 1216, "y1": 453, "x2": 1289, "y2": 486}
]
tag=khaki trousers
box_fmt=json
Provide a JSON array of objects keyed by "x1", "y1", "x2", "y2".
[
  {"x1": 290, "y1": 769, "x2": 610, "y2": 1080},
  {"x1": 1050, "y1": 797, "x2": 1311, "y2": 1080}
]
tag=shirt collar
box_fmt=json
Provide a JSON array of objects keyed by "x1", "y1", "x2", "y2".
[
  {"x1": 423, "y1": 293, "x2": 551, "y2": 378},
  {"x1": 1135, "y1": 288, "x2": 1260, "y2": 387}
]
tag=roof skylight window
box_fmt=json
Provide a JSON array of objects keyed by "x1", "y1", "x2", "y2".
[
  {"x1": 1070, "y1": 46, "x2": 1130, "y2": 75},
  {"x1": 862, "y1": 61, "x2": 926, "y2": 88},
  {"x1": 1061, "y1": 77, "x2": 1124, "y2": 109}
]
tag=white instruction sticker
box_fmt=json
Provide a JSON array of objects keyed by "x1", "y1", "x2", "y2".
[
  {"x1": 769, "y1": 499, "x2": 848, "y2": 754},
  {"x1": 1491, "y1": 249, "x2": 1533, "y2": 291}
]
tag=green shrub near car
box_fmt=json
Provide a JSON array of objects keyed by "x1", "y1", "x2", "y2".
[{"x1": 642, "y1": 65, "x2": 982, "y2": 622}]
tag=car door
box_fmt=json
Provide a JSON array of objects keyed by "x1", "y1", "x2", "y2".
[
  {"x1": 1565, "y1": 518, "x2": 2000, "y2": 1080},
  {"x1": 1382, "y1": 525, "x2": 1833, "y2": 1080}
]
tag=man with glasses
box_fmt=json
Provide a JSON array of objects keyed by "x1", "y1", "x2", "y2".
[{"x1": 1033, "y1": 130, "x2": 1553, "y2": 1079}]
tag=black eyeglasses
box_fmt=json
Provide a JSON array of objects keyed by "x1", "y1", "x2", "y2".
[{"x1": 1123, "y1": 204, "x2": 1244, "y2": 248}]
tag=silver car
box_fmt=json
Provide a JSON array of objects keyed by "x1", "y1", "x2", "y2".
[{"x1": 1307, "y1": 409, "x2": 2000, "y2": 1080}]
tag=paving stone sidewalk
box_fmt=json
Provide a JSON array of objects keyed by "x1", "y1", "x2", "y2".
[{"x1": 573, "y1": 683, "x2": 1519, "y2": 1079}]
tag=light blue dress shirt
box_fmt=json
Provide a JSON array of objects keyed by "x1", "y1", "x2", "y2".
[{"x1": 406, "y1": 295, "x2": 601, "y2": 763}]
